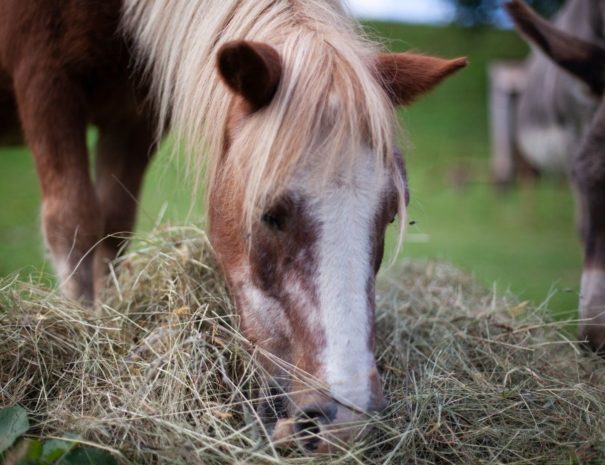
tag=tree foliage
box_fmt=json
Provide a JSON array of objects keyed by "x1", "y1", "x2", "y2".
[{"x1": 450, "y1": 0, "x2": 566, "y2": 26}]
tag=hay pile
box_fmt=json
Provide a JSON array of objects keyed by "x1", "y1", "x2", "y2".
[{"x1": 1, "y1": 225, "x2": 604, "y2": 464}]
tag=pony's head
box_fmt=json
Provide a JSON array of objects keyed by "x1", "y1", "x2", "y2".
[
  {"x1": 123, "y1": 0, "x2": 466, "y2": 452},
  {"x1": 208, "y1": 39, "x2": 466, "y2": 450}
]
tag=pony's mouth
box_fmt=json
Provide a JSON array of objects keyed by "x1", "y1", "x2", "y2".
[
  {"x1": 269, "y1": 410, "x2": 370, "y2": 453},
  {"x1": 257, "y1": 388, "x2": 373, "y2": 453},
  {"x1": 256, "y1": 387, "x2": 334, "y2": 452}
]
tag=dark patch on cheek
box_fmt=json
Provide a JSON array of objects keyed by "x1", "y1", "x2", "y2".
[
  {"x1": 367, "y1": 188, "x2": 400, "y2": 351},
  {"x1": 247, "y1": 195, "x2": 327, "y2": 376},
  {"x1": 394, "y1": 148, "x2": 410, "y2": 207},
  {"x1": 249, "y1": 194, "x2": 320, "y2": 305},
  {"x1": 250, "y1": 238, "x2": 282, "y2": 296},
  {"x1": 372, "y1": 189, "x2": 399, "y2": 274},
  {"x1": 370, "y1": 148, "x2": 408, "y2": 274},
  {"x1": 373, "y1": 235, "x2": 386, "y2": 274}
]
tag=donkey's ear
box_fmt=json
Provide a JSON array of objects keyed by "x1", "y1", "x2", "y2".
[
  {"x1": 505, "y1": 0, "x2": 605, "y2": 95},
  {"x1": 376, "y1": 53, "x2": 468, "y2": 106},
  {"x1": 217, "y1": 40, "x2": 282, "y2": 111}
]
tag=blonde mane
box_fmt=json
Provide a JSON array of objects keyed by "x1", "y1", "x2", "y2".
[{"x1": 123, "y1": 0, "x2": 406, "y2": 231}]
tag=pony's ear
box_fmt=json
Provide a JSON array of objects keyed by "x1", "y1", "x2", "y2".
[
  {"x1": 217, "y1": 40, "x2": 282, "y2": 110},
  {"x1": 505, "y1": 0, "x2": 605, "y2": 95},
  {"x1": 376, "y1": 53, "x2": 468, "y2": 106}
]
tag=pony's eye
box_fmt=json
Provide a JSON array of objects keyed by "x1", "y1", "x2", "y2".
[
  {"x1": 389, "y1": 214, "x2": 397, "y2": 224},
  {"x1": 262, "y1": 212, "x2": 284, "y2": 231}
]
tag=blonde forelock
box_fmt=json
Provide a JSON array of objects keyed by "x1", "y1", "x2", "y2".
[{"x1": 123, "y1": 0, "x2": 407, "y2": 239}]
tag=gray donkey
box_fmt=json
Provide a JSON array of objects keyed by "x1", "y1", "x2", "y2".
[{"x1": 507, "y1": 0, "x2": 605, "y2": 353}]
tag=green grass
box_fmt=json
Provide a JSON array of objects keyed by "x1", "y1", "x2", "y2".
[{"x1": 0, "y1": 23, "x2": 582, "y2": 319}]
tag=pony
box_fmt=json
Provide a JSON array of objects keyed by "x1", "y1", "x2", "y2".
[
  {"x1": 0, "y1": 0, "x2": 466, "y2": 451},
  {"x1": 506, "y1": 0, "x2": 605, "y2": 353}
]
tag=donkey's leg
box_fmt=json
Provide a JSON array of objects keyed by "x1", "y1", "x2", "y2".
[
  {"x1": 576, "y1": 190, "x2": 605, "y2": 353},
  {"x1": 572, "y1": 99, "x2": 605, "y2": 353},
  {"x1": 13, "y1": 65, "x2": 100, "y2": 303},
  {"x1": 93, "y1": 115, "x2": 156, "y2": 295}
]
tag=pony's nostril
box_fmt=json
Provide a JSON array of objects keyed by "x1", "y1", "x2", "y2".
[
  {"x1": 294, "y1": 413, "x2": 322, "y2": 437},
  {"x1": 293, "y1": 403, "x2": 337, "y2": 449}
]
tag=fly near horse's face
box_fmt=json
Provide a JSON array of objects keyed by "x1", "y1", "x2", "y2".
[{"x1": 206, "y1": 39, "x2": 466, "y2": 449}]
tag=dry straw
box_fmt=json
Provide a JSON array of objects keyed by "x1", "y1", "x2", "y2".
[{"x1": 1, "y1": 225, "x2": 605, "y2": 464}]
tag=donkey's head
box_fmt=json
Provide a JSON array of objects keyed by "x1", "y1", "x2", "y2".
[{"x1": 209, "y1": 39, "x2": 466, "y2": 450}]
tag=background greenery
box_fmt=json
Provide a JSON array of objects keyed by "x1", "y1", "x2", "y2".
[{"x1": 0, "y1": 22, "x2": 581, "y2": 319}]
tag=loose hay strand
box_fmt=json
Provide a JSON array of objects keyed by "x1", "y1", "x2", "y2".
[{"x1": 1, "y1": 225, "x2": 605, "y2": 464}]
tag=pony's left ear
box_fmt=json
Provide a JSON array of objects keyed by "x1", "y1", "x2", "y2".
[
  {"x1": 376, "y1": 53, "x2": 468, "y2": 106},
  {"x1": 217, "y1": 40, "x2": 282, "y2": 111}
]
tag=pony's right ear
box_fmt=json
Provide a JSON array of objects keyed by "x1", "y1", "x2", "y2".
[
  {"x1": 217, "y1": 40, "x2": 282, "y2": 111},
  {"x1": 376, "y1": 53, "x2": 468, "y2": 106}
]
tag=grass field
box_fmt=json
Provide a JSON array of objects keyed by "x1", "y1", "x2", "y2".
[{"x1": 0, "y1": 22, "x2": 582, "y2": 319}]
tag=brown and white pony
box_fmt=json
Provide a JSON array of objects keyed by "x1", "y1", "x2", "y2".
[
  {"x1": 506, "y1": 0, "x2": 605, "y2": 353},
  {"x1": 0, "y1": 0, "x2": 466, "y2": 450}
]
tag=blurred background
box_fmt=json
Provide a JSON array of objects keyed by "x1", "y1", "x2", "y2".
[
  {"x1": 0, "y1": 0, "x2": 578, "y2": 319},
  {"x1": 349, "y1": 0, "x2": 564, "y2": 26}
]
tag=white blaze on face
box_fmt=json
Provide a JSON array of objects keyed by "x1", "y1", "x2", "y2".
[{"x1": 306, "y1": 148, "x2": 389, "y2": 414}]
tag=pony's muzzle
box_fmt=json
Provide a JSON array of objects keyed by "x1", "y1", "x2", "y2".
[{"x1": 271, "y1": 397, "x2": 387, "y2": 453}]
